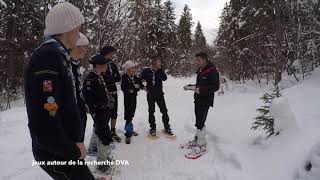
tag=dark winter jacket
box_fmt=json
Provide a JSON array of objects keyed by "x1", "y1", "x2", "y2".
[
  {"x1": 121, "y1": 74, "x2": 143, "y2": 96},
  {"x1": 82, "y1": 71, "x2": 112, "y2": 115},
  {"x1": 194, "y1": 63, "x2": 220, "y2": 107},
  {"x1": 140, "y1": 67, "x2": 167, "y2": 97},
  {"x1": 24, "y1": 39, "x2": 82, "y2": 161},
  {"x1": 71, "y1": 59, "x2": 87, "y2": 142},
  {"x1": 82, "y1": 71, "x2": 112, "y2": 144},
  {"x1": 103, "y1": 72, "x2": 118, "y2": 93},
  {"x1": 103, "y1": 59, "x2": 121, "y2": 91}
]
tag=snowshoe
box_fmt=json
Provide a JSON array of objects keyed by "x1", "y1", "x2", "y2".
[
  {"x1": 147, "y1": 129, "x2": 159, "y2": 140},
  {"x1": 185, "y1": 145, "x2": 207, "y2": 160}
]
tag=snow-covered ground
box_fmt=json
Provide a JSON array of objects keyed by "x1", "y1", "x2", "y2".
[{"x1": 0, "y1": 69, "x2": 319, "y2": 180}]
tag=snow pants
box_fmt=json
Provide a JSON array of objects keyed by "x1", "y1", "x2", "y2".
[{"x1": 195, "y1": 103, "x2": 210, "y2": 130}]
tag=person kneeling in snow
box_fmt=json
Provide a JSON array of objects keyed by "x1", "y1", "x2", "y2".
[
  {"x1": 82, "y1": 54, "x2": 115, "y2": 174},
  {"x1": 183, "y1": 52, "x2": 220, "y2": 158},
  {"x1": 121, "y1": 61, "x2": 143, "y2": 144}
]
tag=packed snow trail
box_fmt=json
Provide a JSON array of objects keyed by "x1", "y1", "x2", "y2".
[{"x1": 0, "y1": 70, "x2": 320, "y2": 180}]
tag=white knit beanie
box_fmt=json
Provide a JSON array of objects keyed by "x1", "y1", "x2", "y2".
[
  {"x1": 44, "y1": 2, "x2": 85, "y2": 36},
  {"x1": 76, "y1": 33, "x2": 89, "y2": 46},
  {"x1": 122, "y1": 60, "x2": 136, "y2": 71}
]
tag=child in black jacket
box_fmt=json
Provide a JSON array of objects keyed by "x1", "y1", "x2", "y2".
[{"x1": 121, "y1": 60, "x2": 143, "y2": 144}]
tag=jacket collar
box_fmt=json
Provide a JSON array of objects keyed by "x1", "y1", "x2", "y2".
[{"x1": 197, "y1": 63, "x2": 215, "y2": 75}]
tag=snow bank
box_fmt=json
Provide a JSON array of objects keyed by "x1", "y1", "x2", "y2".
[
  {"x1": 284, "y1": 68, "x2": 320, "y2": 141},
  {"x1": 270, "y1": 97, "x2": 299, "y2": 135},
  {"x1": 296, "y1": 142, "x2": 320, "y2": 180}
]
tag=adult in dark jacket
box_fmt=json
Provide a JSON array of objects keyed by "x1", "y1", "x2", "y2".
[
  {"x1": 121, "y1": 60, "x2": 143, "y2": 144},
  {"x1": 24, "y1": 2, "x2": 95, "y2": 179},
  {"x1": 100, "y1": 46, "x2": 122, "y2": 143},
  {"x1": 70, "y1": 32, "x2": 89, "y2": 142},
  {"x1": 140, "y1": 58, "x2": 174, "y2": 137},
  {"x1": 183, "y1": 52, "x2": 220, "y2": 157},
  {"x1": 82, "y1": 54, "x2": 115, "y2": 174}
]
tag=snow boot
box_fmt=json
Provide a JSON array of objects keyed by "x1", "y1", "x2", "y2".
[
  {"x1": 150, "y1": 128, "x2": 157, "y2": 136},
  {"x1": 111, "y1": 129, "x2": 122, "y2": 143},
  {"x1": 196, "y1": 128, "x2": 207, "y2": 147},
  {"x1": 181, "y1": 129, "x2": 201, "y2": 149},
  {"x1": 132, "y1": 131, "x2": 139, "y2": 136},
  {"x1": 96, "y1": 143, "x2": 113, "y2": 173},
  {"x1": 163, "y1": 127, "x2": 176, "y2": 138},
  {"x1": 125, "y1": 137, "x2": 131, "y2": 144}
]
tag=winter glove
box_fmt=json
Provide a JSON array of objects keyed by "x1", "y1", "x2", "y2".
[{"x1": 183, "y1": 84, "x2": 197, "y2": 91}]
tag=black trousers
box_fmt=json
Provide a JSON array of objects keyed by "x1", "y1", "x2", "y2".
[
  {"x1": 147, "y1": 94, "x2": 170, "y2": 130},
  {"x1": 195, "y1": 103, "x2": 210, "y2": 130},
  {"x1": 124, "y1": 94, "x2": 137, "y2": 138},
  {"x1": 110, "y1": 94, "x2": 118, "y2": 120},
  {"x1": 33, "y1": 150, "x2": 95, "y2": 180},
  {"x1": 124, "y1": 94, "x2": 137, "y2": 122},
  {"x1": 93, "y1": 110, "x2": 112, "y2": 146}
]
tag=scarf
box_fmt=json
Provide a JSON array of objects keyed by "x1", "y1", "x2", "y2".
[{"x1": 40, "y1": 37, "x2": 77, "y2": 102}]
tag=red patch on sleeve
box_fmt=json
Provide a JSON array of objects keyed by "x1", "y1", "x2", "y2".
[{"x1": 43, "y1": 80, "x2": 53, "y2": 92}]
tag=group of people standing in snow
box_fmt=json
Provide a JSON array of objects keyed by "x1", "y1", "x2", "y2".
[{"x1": 24, "y1": 2, "x2": 220, "y2": 180}]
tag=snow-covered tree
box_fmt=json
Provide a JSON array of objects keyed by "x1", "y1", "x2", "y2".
[
  {"x1": 193, "y1": 21, "x2": 207, "y2": 52},
  {"x1": 177, "y1": 5, "x2": 192, "y2": 50},
  {"x1": 252, "y1": 86, "x2": 281, "y2": 137}
]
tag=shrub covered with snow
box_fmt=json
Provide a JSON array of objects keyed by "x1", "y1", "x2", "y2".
[{"x1": 270, "y1": 96, "x2": 299, "y2": 135}]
